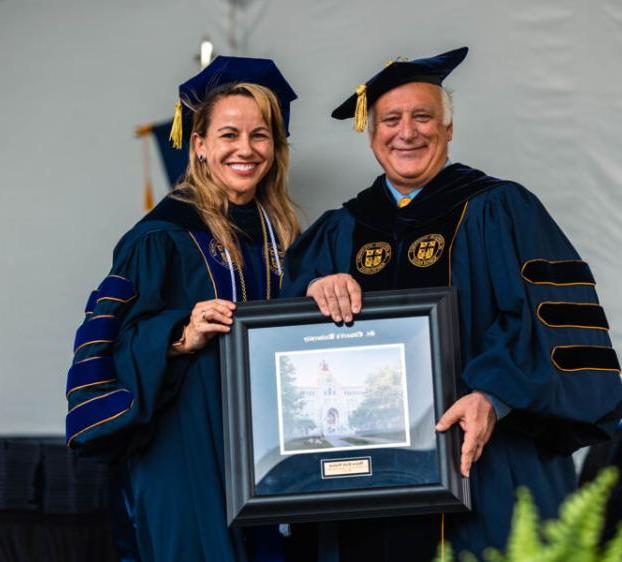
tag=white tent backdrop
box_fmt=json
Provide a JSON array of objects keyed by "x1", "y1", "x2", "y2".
[{"x1": 1, "y1": 0, "x2": 621, "y2": 434}]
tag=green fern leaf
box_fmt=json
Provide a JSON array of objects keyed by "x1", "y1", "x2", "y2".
[
  {"x1": 546, "y1": 466, "x2": 618, "y2": 562},
  {"x1": 459, "y1": 551, "x2": 479, "y2": 562},
  {"x1": 601, "y1": 524, "x2": 622, "y2": 562},
  {"x1": 482, "y1": 547, "x2": 506, "y2": 562},
  {"x1": 432, "y1": 467, "x2": 619, "y2": 562},
  {"x1": 506, "y1": 487, "x2": 543, "y2": 560},
  {"x1": 432, "y1": 541, "x2": 454, "y2": 562}
]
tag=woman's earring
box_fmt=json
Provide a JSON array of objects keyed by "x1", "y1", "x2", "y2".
[{"x1": 198, "y1": 154, "x2": 205, "y2": 162}]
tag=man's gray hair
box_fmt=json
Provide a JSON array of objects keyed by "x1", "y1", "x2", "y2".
[
  {"x1": 440, "y1": 88, "x2": 454, "y2": 126},
  {"x1": 367, "y1": 86, "x2": 454, "y2": 132}
]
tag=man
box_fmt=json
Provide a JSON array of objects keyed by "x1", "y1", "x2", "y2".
[{"x1": 281, "y1": 47, "x2": 622, "y2": 559}]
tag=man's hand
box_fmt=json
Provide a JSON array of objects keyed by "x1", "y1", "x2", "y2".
[
  {"x1": 306, "y1": 274, "x2": 362, "y2": 323},
  {"x1": 435, "y1": 391, "x2": 496, "y2": 478}
]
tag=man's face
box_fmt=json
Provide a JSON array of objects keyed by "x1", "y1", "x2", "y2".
[{"x1": 369, "y1": 82, "x2": 452, "y2": 193}]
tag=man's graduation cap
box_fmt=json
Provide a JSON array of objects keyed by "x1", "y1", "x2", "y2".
[
  {"x1": 331, "y1": 47, "x2": 468, "y2": 132},
  {"x1": 169, "y1": 56, "x2": 297, "y2": 149}
]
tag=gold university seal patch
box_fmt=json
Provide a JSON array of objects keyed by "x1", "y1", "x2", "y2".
[
  {"x1": 209, "y1": 238, "x2": 237, "y2": 270},
  {"x1": 356, "y1": 242, "x2": 392, "y2": 275},
  {"x1": 408, "y1": 234, "x2": 445, "y2": 268}
]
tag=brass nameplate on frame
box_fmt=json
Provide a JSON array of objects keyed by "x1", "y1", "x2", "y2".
[{"x1": 322, "y1": 457, "x2": 372, "y2": 479}]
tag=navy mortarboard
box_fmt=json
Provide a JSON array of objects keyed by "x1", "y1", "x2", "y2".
[
  {"x1": 169, "y1": 55, "x2": 297, "y2": 148},
  {"x1": 332, "y1": 46, "x2": 468, "y2": 132}
]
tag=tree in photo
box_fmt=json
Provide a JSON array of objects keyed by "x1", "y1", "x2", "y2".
[
  {"x1": 349, "y1": 364, "x2": 405, "y2": 435},
  {"x1": 279, "y1": 356, "x2": 315, "y2": 439}
]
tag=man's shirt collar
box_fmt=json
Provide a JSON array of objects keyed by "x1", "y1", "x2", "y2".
[{"x1": 385, "y1": 159, "x2": 452, "y2": 206}]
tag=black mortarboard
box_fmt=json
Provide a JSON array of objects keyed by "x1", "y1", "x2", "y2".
[
  {"x1": 331, "y1": 47, "x2": 468, "y2": 132},
  {"x1": 169, "y1": 56, "x2": 297, "y2": 148}
]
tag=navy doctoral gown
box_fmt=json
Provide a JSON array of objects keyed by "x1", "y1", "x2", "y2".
[
  {"x1": 280, "y1": 163, "x2": 622, "y2": 559},
  {"x1": 65, "y1": 195, "x2": 285, "y2": 562}
]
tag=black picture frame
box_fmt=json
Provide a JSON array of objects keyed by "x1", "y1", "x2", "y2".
[{"x1": 220, "y1": 287, "x2": 469, "y2": 526}]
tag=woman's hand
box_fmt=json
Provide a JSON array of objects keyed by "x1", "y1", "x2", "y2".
[{"x1": 171, "y1": 299, "x2": 236, "y2": 355}]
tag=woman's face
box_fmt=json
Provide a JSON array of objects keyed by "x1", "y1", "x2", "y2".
[{"x1": 194, "y1": 95, "x2": 275, "y2": 205}]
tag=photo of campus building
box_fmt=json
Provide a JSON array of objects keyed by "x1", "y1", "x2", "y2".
[{"x1": 276, "y1": 344, "x2": 411, "y2": 454}]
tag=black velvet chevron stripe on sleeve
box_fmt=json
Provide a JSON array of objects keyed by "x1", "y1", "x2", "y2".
[
  {"x1": 521, "y1": 260, "x2": 595, "y2": 286},
  {"x1": 537, "y1": 302, "x2": 609, "y2": 330},
  {"x1": 552, "y1": 346, "x2": 621, "y2": 372}
]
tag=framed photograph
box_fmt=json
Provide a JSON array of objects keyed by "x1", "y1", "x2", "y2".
[{"x1": 220, "y1": 287, "x2": 469, "y2": 526}]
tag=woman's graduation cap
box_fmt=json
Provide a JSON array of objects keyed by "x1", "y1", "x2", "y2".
[
  {"x1": 331, "y1": 47, "x2": 468, "y2": 132},
  {"x1": 169, "y1": 56, "x2": 297, "y2": 149}
]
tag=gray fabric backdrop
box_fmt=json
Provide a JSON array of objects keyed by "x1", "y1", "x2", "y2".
[{"x1": 1, "y1": 0, "x2": 621, "y2": 434}]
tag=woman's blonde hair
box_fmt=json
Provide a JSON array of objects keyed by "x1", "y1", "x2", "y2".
[{"x1": 176, "y1": 82, "x2": 300, "y2": 264}]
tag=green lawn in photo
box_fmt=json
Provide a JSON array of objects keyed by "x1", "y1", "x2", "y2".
[
  {"x1": 284, "y1": 437, "x2": 333, "y2": 450},
  {"x1": 359, "y1": 430, "x2": 406, "y2": 442},
  {"x1": 341, "y1": 437, "x2": 376, "y2": 446}
]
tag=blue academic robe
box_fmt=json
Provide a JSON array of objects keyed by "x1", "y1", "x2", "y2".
[
  {"x1": 65, "y1": 195, "x2": 284, "y2": 562},
  {"x1": 281, "y1": 163, "x2": 622, "y2": 559}
]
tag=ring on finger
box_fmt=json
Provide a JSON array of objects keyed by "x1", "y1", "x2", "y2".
[{"x1": 201, "y1": 310, "x2": 207, "y2": 321}]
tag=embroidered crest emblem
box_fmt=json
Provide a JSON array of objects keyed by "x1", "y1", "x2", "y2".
[
  {"x1": 408, "y1": 234, "x2": 445, "y2": 268},
  {"x1": 356, "y1": 242, "x2": 392, "y2": 275},
  {"x1": 208, "y1": 238, "x2": 237, "y2": 270}
]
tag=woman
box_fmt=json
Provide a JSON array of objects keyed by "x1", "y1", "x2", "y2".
[{"x1": 65, "y1": 56, "x2": 300, "y2": 562}]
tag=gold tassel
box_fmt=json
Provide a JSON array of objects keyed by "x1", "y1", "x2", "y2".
[
  {"x1": 134, "y1": 123, "x2": 154, "y2": 138},
  {"x1": 169, "y1": 101, "x2": 183, "y2": 149},
  {"x1": 353, "y1": 84, "x2": 368, "y2": 132},
  {"x1": 144, "y1": 177, "x2": 154, "y2": 211},
  {"x1": 142, "y1": 136, "x2": 155, "y2": 211}
]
